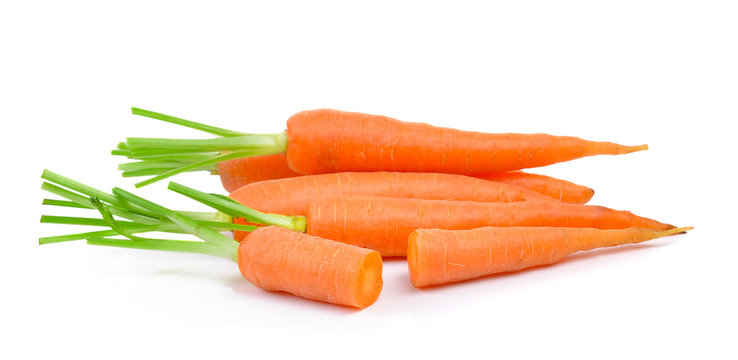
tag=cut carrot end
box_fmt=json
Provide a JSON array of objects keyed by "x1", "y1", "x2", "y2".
[{"x1": 353, "y1": 251, "x2": 384, "y2": 308}]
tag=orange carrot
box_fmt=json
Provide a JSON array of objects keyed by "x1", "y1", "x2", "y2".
[
  {"x1": 240, "y1": 226, "x2": 383, "y2": 308},
  {"x1": 218, "y1": 153, "x2": 301, "y2": 192},
  {"x1": 40, "y1": 174, "x2": 383, "y2": 309},
  {"x1": 475, "y1": 171, "x2": 595, "y2": 204},
  {"x1": 217, "y1": 152, "x2": 594, "y2": 204},
  {"x1": 303, "y1": 196, "x2": 675, "y2": 257},
  {"x1": 229, "y1": 171, "x2": 556, "y2": 218},
  {"x1": 408, "y1": 226, "x2": 692, "y2": 287},
  {"x1": 117, "y1": 108, "x2": 648, "y2": 187}
]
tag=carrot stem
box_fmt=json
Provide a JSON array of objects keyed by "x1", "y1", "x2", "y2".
[
  {"x1": 167, "y1": 181, "x2": 307, "y2": 232},
  {"x1": 116, "y1": 108, "x2": 288, "y2": 187},
  {"x1": 110, "y1": 187, "x2": 238, "y2": 257},
  {"x1": 87, "y1": 237, "x2": 231, "y2": 258},
  {"x1": 131, "y1": 107, "x2": 246, "y2": 137},
  {"x1": 42, "y1": 199, "x2": 90, "y2": 208}
]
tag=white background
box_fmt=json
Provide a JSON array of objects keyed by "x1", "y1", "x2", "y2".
[{"x1": 2, "y1": 1, "x2": 736, "y2": 358}]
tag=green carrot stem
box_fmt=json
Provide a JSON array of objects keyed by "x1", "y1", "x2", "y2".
[
  {"x1": 40, "y1": 215, "x2": 138, "y2": 227},
  {"x1": 42, "y1": 199, "x2": 90, "y2": 208},
  {"x1": 118, "y1": 161, "x2": 184, "y2": 171},
  {"x1": 125, "y1": 134, "x2": 285, "y2": 152},
  {"x1": 87, "y1": 237, "x2": 236, "y2": 260},
  {"x1": 110, "y1": 187, "x2": 237, "y2": 251},
  {"x1": 39, "y1": 224, "x2": 182, "y2": 245},
  {"x1": 41, "y1": 170, "x2": 159, "y2": 218},
  {"x1": 41, "y1": 182, "x2": 161, "y2": 224},
  {"x1": 167, "y1": 181, "x2": 307, "y2": 232},
  {"x1": 131, "y1": 107, "x2": 246, "y2": 137},
  {"x1": 133, "y1": 150, "x2": 266, "y2": 188}
]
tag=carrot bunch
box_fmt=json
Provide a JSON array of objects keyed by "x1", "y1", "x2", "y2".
[{"x1": 39, "y1": 107, "x2": 690, "y2": 309}]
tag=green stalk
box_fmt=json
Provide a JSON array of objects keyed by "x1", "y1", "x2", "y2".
[
  {"x1": 42, "y1": 199, "x2": 90, "y2": 208},
  {"x1": 111, "y1": 187, "x2": 239, "y2": 257},
  {"x1": 132, "y1": 149, "x2": 269, "y2": 188},
  {"x1": 131, "y1": 107, "x2": 246, "y2": 137},
  {"x1": 42, "y1": 170, "x2": 159, "y2": 218},
  {"x1": 167, "y1": 181, "x2": 307, "y2": 232},
  {"x1": 87, "y1": 237, "x2": 231, "y2": 259},
  {"x1": 40, "y1": 215, "x2": 138, "y2": 227},
  {"x1": 115, "y1": 108, "x2": 289, "y2": 187},
  {"x1": 41, "y1": 182, "x2": 161, "y2": 224}
]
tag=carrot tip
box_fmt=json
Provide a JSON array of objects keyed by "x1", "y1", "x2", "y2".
[
  {"x1": 658, "y1": 226, "x2": 693, "y2": 237},
  {"x1": 625, "y1": 144, "x2": 649, "y2": 153}
]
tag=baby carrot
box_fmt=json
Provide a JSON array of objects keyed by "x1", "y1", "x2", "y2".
[
  {"x1": 474, "y1": 171, "x2": 595, "y2": 204},
  {"x1": 407, "y1": 226, "x2": 692, "y2": 287},
  {"x1": 114, "y1": 108, "x2": 647, "y2": 187}
]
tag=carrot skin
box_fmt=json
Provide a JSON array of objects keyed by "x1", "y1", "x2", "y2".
[
  {"x1": 218, "y1": 153, "x2": 301, "y2": 192},
  {"x1": 230, "y1": 171, "x2": 554, "y2": 216},
  {"x1": 238, "y1": 226, "x2": 383, "y2": 308},
  {"x1": 285, "y1": 109, "x2": 647, "y2": 175},
  {"x1": 305, "y1": 196, "x2": 675, "y2": 257},
  {"x1": 408, "y1": 226, "x2": 691, "y2": 287},
  {"x1": 218, "y1": 152, "x2": 594, "y2": 204},
  {"x1": 474, "y1": 171, "x2": 595, "y2": 204},
  {"x1": 230, "y1": 172, "x2": 556, "y2": 241}
]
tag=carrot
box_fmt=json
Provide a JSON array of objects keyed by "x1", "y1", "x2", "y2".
[
  {"x1": 167, "y1": 182, "x2": 673, "y2": 258},
  {"x1": 303, "y1": 196, "x2": 675, "y2": 257},
  {"x1": 407, "y1": 226, "x2": 692, "y2": 287},
  {"x1": 114, "y1": 108, "x2": 647, "y2": 187},
  {"x1": 218, "y1": 153, "x2": 301, "y2": 192},
  {"x1": 475, "y1": 171, "x2": 595, "y2": 204},
  {"x1": 39, "y1": 173, "x2": 382, "y2": 309},
  {"x1": 217, "y1": 152, "x2": 593, "y2": 205},
  {"x1": 229, "y1": 171, "x2": 557, "y2": 218},
  {"x1": 240, "y1": 226, "x2": 382, "y2": 308}
]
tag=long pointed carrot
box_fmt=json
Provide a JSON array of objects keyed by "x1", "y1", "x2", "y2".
[
  {"x1": 39, "y1": 174, "x2": 382, "y2": 309},
  {"x1": 218, "y1": 153, "x2": 594, "y2": 205},
  {"x1": 407, "y1": 226, "x2": 692, "y2": 287},
  {"x1": 115, "y1": 108, "x2": 647, "y2": 187},
  {"x1": 229, "y1": 171, "x2": 556, "y2": 217},
  {"x1": 474, "y1": 171, "x2": 595, "y2": 204},
  {"x1": 303, "y1": 196, "x2": 675, "y2": 257}
]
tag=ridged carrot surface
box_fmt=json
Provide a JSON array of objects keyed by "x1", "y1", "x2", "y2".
[
  {"x1": 239, "y1": 226, "x2": 383, "y2": 308},
  {"x1": 475, "y1": 171, "x2": 595, "y2": 204},
  {"x1": 218, "y1": 153, "x2": 594, "y2": 204},
  {"x1": 304, "y1": 196, "x2": 675, "y2": 257},
  {"x1": 118, "y1": 108, "x2": 647, "y2": 188},
  {"x1": 229, "y1": 171, "x2": 555, "y2": 217},
  {"x1": 285, "y1": 109, "x2": 647, "y2": 175},
  {"x1": 408, "y1": 226, "x2": 691, "y2": 287},
  {"x1": 218, "y1": 153, "x2": 301, "y2": 192}
]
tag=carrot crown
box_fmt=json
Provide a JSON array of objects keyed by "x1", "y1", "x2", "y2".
[{"x1": 113, "y1": 108, "x2": 287, "y2": 188}]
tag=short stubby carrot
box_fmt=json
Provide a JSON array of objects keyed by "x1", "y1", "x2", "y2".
[
  {"x1": 229, "y1": 171, "x2": 555, "y2": 218},
  {"x1": 239, "y1": 226, "x2": 383, "y2": 308},
  {"x1": 407, "y1": 226, "x2": 692, "y2": 287},
  {"x1": 304, "y1": 196, "x2": 675, "y2": 257},
  {"x1": 475, "y1": 171, "x2": 595, "y2": 204},
  {"x1": 218, "y1": 153, "x2": 301, "y2": 192},
  {"x1": 116, "y1": 108, "x2": 648, "y2": 187}
]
